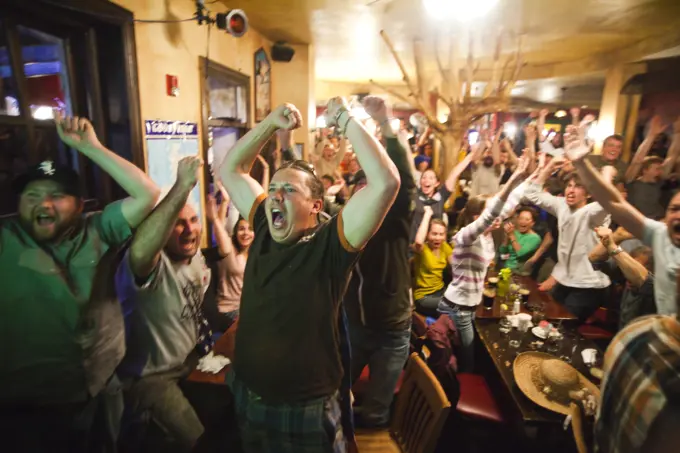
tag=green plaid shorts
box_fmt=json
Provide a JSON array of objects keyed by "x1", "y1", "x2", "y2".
[{"x1": 227, "y1": 372, "x2": 346, "y2": 453}]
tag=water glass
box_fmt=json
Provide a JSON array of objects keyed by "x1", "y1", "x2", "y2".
[
  {"x1": 509, "y1": 327, "x2": 523, "y2": 348},
  {"x1": 559, "y1": 331, "x2": 578, "y2": 363},
  {"x1": 545, "y1": 330, "x2": 562, "y2": 354}
]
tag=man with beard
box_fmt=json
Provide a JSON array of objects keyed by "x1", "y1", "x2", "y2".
[
  {"x1": 567, "y1": 124, "x2": 680, "y2": 316},
  {"x1": 0, "y1": 113, "x2": 160, "y2": 451},
  {"x1": 219, "y1": 99, "x2": 399, "y2": 452},
  {"x1": 115, "y1": 156, "x2": 213, "y2": 451}
]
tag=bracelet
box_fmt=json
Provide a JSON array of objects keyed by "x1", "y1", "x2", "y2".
[{"x1": 608, "y1": 246, "x2": 623, "y2": 257}]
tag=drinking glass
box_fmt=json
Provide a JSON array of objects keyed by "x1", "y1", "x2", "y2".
[{"x1": 559, "y1": 331, "x2": 579, "y2": 363}]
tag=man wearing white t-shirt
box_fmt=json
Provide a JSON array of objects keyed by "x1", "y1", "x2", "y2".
[
  {"x1": 568, "y1": 125, "x2": 680, "y2": 316},
  {"x1": 115, "y1": 156, "x2": 212, "y2": 451}
]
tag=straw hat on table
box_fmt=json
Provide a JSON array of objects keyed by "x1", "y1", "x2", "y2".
[{"x1": 514, "y1": 352, "x2": 600, "y2": 453}]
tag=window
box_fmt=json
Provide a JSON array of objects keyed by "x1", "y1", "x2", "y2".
[
  {"x1": 200, "y1": 57, "x2": 251, "y2": 191},
  {"x1": 0, "y1": 1, "x2": 143, "y2": 216}
]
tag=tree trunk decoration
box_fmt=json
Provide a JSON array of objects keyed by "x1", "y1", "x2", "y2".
[{"x1": 370, "y1": 30, "x2": 523, "y2": 176}]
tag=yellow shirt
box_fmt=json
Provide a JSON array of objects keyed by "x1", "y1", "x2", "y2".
[{"x1": 413, "y1": 242, "x2": 453, "y2": 300}]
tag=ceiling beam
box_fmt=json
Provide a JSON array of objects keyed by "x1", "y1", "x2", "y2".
[{"x1": 469, "y1": 28, "x2": 680, "y2": 81}]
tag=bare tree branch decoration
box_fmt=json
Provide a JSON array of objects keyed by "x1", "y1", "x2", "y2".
[{"x1": 370, "y1": 30, "x2": 523, "y2": 174}]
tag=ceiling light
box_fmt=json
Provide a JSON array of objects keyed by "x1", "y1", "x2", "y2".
[
  {"x1": 422, "y1": 0, "x2": 499, "y2": 22},
  {"x1": 503, "y1": 122, "x2": 517, "y2": 139},
  {"x1": 390, "y1": 118, "x2": 401, "y2": 131},
  {"x1": 468, "y1": 130, "x2": 479, "y2": 145},
  {"x1": 554, "y1": 110, "x2": 567, "y2": 118}
]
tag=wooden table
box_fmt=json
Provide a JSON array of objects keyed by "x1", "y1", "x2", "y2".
[
  {"x1": 187, "y1": 322, "x2": 237, "y2": 385},
  {"x1": 476, "y1": 275, "x2": 577, "y2": 321},
  {"x1": 474, "y1": 318, "x2": 601, "y2": 425}
]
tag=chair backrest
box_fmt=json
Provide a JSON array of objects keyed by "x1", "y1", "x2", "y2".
[{"x1": 390, "y1": 353, "x2": 451, "y2": 453}]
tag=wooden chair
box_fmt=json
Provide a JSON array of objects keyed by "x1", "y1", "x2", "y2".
[{"x1": 356, "y1": 353, "x2": 451, "y2": 453}]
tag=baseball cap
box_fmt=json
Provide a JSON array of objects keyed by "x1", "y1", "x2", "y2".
[{"x1": 13, "y1": 160, "x2": 82, "y2": 197}]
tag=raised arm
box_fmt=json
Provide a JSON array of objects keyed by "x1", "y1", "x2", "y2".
[
  {"x1": 413, "y1": 206, "x2": 433, "y2": 252},
  {"x1": 522, "y1": 156, "x2": 567, "y2": 216},
  {"x1": 326, "y1": 97, "x2": 400, "y2": 250},
  {"x1": 443, "y1": 140, "x2": 482, "y2": 193},
  {"x1": 594, "y1": 227, "x2": 648, "y2": 288},
  {"x1": 129, "y1": 157, "x2": 201, "y2": 279},
  {"x1": 455, "y1": 156, "x2": 530, "y2": 246},
  {"x1": 491, "y1": 129, "x2": 502, "y2": 166},
  {"x1": 536, "y1": 109, "x2": 549, "y2": 142},
  {"x1": 566, "y1": 125, "x2": 647, "y2": 240},
  {"x1": 624, "y1": 115, "x2": 666, "y2": 183},
  {"x1": 55, "y1": 112, "x2": 160, "y2": 227},
  {"x1": 663, "y1": 117, "x2": 680, "y2": 178},
  {"x1": 206, "y1": 192, "x2": 233, "y2": 259},
  {"x1": 218, "y1": 104, "x2": 301, "y2": 219}
]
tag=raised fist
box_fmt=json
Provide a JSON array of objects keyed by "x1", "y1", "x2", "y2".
[
  {"x1": 362, "y1": 96, "x2": 389, "y2": 123},
  {"x1": 177, "y1": 156, "x2": 202, "y2": 190},
  {"x1": 55, "y1": 110, "x2": 102, "y2": 150},
  {"x1": 324, "y1": 97, "x2": 351, "y2": 128},
  {"x1": 267, "y1": 104, "x2": 302, "y2": 130}
]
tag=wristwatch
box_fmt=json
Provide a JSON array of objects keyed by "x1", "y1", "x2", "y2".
[{"x1": 608, "y1": 246, "x2": 623, "y2": 257}]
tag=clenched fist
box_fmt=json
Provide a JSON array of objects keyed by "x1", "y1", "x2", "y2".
[
  {"x1": 324, "y1": 97, "x2": 351, "y2": 128},
  {"x1": 267, "y1": 104, "x2": 303, "y2": 131},
  {"x1": 56, "y1": 111, "x2": 102, "y2": 151},
  {"x1": 176, "y1": 156, "x2": 202, "y2": 190}
]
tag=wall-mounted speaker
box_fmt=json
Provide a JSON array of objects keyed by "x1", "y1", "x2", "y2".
[{"x1": 272, "y1": 42, "x2": 295, "y2": 62}]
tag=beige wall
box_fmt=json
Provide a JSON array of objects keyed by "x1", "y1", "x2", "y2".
[
  {"x1": 111, "y1": 0, "x2": 314, "y2": 162},
  {"x1": 270, "y1": 44, "x2": 314, "y2": 158}
]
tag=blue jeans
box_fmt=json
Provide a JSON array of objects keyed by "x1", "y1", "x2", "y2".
[
  {"x1": 439, "y1": 300, "x2": 476, "y2": 372},
  {"x1": 349, "y1": 323, "x2": 411, "y2": 427}
]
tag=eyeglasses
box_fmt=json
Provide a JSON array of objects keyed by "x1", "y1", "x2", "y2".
[{"x1": 279, "y1": 159, "x2": 318, "y2": 178}]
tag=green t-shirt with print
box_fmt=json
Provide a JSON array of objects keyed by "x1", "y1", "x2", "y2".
[{"x1": 0, "y1": 201, "x2": 131, "y2": 404}]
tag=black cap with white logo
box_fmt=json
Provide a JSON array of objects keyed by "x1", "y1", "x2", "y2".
[{"x1": 13, "y1": 160, "x2": 82, "y2": 197}]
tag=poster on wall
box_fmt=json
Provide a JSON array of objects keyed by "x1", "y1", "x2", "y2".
[
  {"x1": 144, "y1": 120, "x2": 203, "y2": 222},
  {"x1": 254, "y1": 47, "x2": 271, "y2": 122}
]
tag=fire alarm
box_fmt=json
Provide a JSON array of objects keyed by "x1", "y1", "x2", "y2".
[{"x1": 166, "y1": 74, "x2": 179, "y2": 97}]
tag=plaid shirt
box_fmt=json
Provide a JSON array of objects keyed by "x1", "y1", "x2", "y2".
[{"x1": 595, "y1": 315, "x2": 680, "y2": 453}]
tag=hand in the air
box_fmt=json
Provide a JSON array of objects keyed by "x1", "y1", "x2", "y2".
[
  {"x1": 362, "y1": 96, "x2": 389, "y2": 124},
  {"x1": 648, "y1": 114, "x2": 667, "y2": 137},
  {"x1": 206, "y1": 194, "x2": 218, "y2": 223},
  {"x1": 267, "y1": 104, "x2": 303, "y2": 130},
  {"x1": 55, "y1": 110, "x2": 102, "y2": 150},
  {"x1": 324, "y1": 96, "x2": 351, "y2": 128},
  {"x1": 564, "y1": 125, "x2": 590, "y2": 162},
  {"x1": 594, "y1": 226, "x2": 616, "y2": 252},
  {"x1": 176, "y1": 156, "x2": 202, "y2": 191}
]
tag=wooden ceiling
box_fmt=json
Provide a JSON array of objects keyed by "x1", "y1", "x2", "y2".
[{"x1": 222, "y1": 0, "x2": 680, "y2": 105}]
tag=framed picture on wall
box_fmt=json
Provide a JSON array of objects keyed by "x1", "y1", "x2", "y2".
[{"x1": 254, "y1": 47, "x2": 271, "y2": 122}]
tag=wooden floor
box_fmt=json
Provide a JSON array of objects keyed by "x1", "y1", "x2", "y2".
[{"x1": 355, "y1": 428, "x2": 401, "y2": 453}]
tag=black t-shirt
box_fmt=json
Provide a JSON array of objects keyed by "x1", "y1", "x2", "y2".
[
  {"x1": 344, "y1": 137, "x2": 415, "y2": 331},
  {"x1": 410, "y1": 185, "x2": 452, "y2": 243},
  {"x1": 234, "y1": 194, "x2": 360, "y2": 403}
]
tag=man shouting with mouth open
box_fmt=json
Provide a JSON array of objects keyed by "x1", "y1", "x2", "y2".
[{"x1": 218, "y1": 98, "x2": 400, "y2": 452}]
